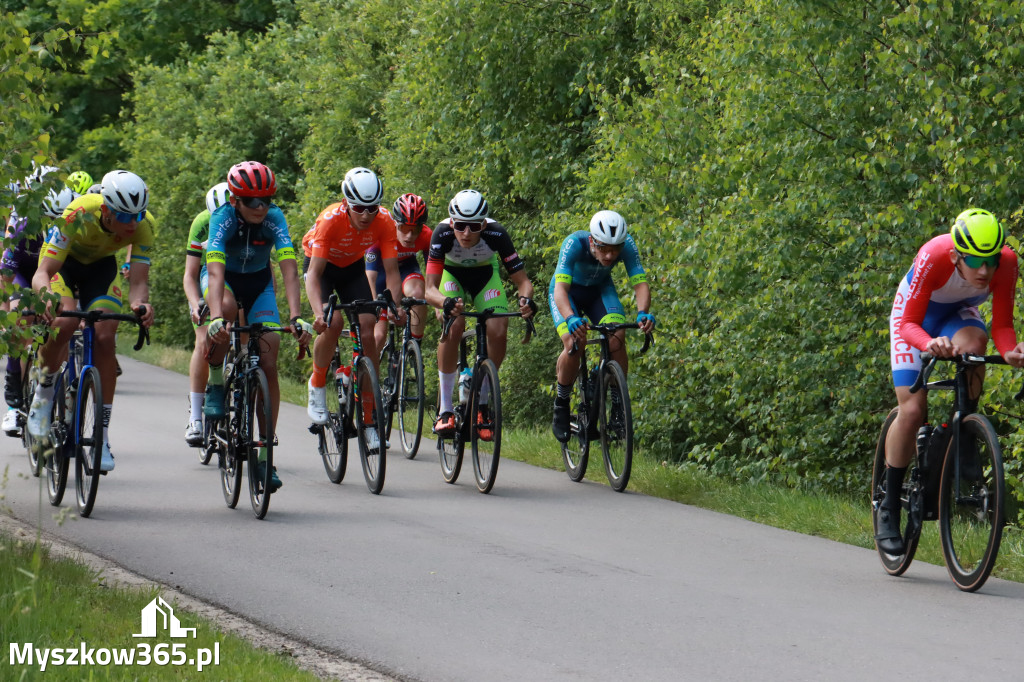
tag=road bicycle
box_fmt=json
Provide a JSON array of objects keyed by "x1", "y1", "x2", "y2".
[
  {"x1": 872, "y1": 352, "x2": 1015, "y2": 592},
  {"x1": 313, "y1": 292, "x2": 395, "y2": 494},
  {"x1": 35, "y1": 308, "x2": 148, "y2": 517},
  {"x1": 205, "y1": 318, "x2": 303, "y2": 519},
  {"x1": 561, "y1": 323, "x2": 653, "y2": 492},
  {"x1": 436, "y1": 308, "x2": 534, "y2": 494},
  {"x1": 379, "y1": 296, "x2": 427, "y2": 459}
]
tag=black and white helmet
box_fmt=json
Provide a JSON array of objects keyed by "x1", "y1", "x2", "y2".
[
  {"x1": 42, "y1": 187, "x2": 79, "y2": 219},
  {"x1": 589, "y1": 210, "x2": 627, "y2": 245},
  {"x1": 341, "y1": 167, "x2": 383, "y2": 207},
  {"x1": 25, "y1": 163, "x2": 59, "y2": 189},
  {"x1": 100, "y1": 170, "x2": 149, "y2": 213},
  {"x1": 205, "y1": 181, "x2": 231, "y2": 214},
  {"x1": 448, "y1": 189, "x2": 488, "y2": 222}
]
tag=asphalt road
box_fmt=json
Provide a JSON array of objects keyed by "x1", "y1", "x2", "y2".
[{"x1": 2, "y1": 357, "x2": 1023, "y2": 681}]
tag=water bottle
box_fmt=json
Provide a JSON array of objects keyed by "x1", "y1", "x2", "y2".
[
  {"x1": 336, "y1": 365, "x2": 352, "y2": 390},
  {"x1": 915, "y1": 424, "x2": 933, "y2": 461},
  {"x1": 458, "y1": 367, "x2": 473, "y2": 405}
]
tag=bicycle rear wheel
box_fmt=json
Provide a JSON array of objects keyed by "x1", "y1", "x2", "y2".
[
  {"x1": 870, "y1": 407, "x2": 921, "y2": 575},
  {"x1": 470, "y1": 358, "x2": 501, "y2": 494},
  {"x1": 561, "y1": 355, "x2": 591, "y2": 482},
  {"x1": 318, "y1": 358, "x2": 349, "y2": 483},
  {"x1": 245, "y1": 369, "x2": 274, "y2": 519},
  {"x1": 938, "y1": 413, "x2": 1005, "y2": 592},
  {"x1": 44, "y1": 379, "x2": 70, "y2": 506},
  {"x1": 380, "y1": 336, "x2": 399, "y2": 448},
  {"x1": 438, "y1": 406, "x2": 465, "y2": 484},
  {"x1": 398, "y1": 338, "x2": 425, "y2": 459},
  {"x1": 74, "y1": 367, "x2": 103, "y2": 518},
  {"x1": 353, "y1": 355, "x2": 386, "y2": 494},
  {"x1": 599, "y1": 361, "x2": 632, "y2": 492}
]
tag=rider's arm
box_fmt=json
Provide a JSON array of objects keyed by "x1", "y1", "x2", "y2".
[
  {"x1": 898, "y1": 238, "x2": 956, "y2": 351},
  {"x1": 305, "y1": 255, "x2": 327, "y2": 321},
  {"x1": 424, "y1": 270, "x2": 446, "y2": 309},
  {"x1": 509, "y1": 268, "x2": 533, "y2": 300},
  {"x1": 988, "y1": 248, "x2": 1020, "y2": 356},
  {"x1": 278, "y1": 256, "x2": 303, "y2": 322},
  {"x1": 183, "y1": 255, "x2": 203, "y2": 313}
]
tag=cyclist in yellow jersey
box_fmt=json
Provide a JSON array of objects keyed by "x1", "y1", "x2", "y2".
[{"x1": 27, "y1": 170, "x2": 156, "y2": 472}]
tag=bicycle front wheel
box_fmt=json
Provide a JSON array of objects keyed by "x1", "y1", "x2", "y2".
[
  {"x1": 380, "y1": 337, "x2": 399, "y2": 448},
  {"x1": 938, "y1": 413, "x2": 1005, "y2": 592},
  {"x1": 44, "y1": 380, "x2": 70, "y2": 506},
  {"x1": 318, "y1": 358, "x2": 348, "y2": 484},
  {"x1": 353, "y1": 355, "x2": 386, "y2": 494},
  {"x1": 197, "y1": 416, "x2": 213, "y2": 465},
  {"x1": 561, "y1": 355, "x2": 591, "y2": 482},
  {"x1": 245, "y1": 369, "x2": 274, "y2": 519},
  {"x1": 871, "y1": 407, "x2": 921, "y2": 575},
  {"x1": 219, "y1": 383, "x2": 242, "y2": 509},
  {"x1": 470, "y1": 358, "x2": 501, "y2": 494},
  {"x1": 74, "y1": 367, "x2": 103, "y2": 518},
  {"x1": 398, "y1": 338, "x2": 425, "y2": 459},
  {"x1": 600, "y1": 361, "x2": 633, "y2": 492}
]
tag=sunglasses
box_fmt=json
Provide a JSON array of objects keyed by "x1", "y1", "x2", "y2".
[
  {"x1": 239, "y1": 196, "x2": 271, "y2": 210},
  {"x1": 349, "y1": 203, "x2": 379, "y2": 215},
  {"x1": 453, "y1": 221, "x2": 485, "y2": 233},
  {"x1": 958, "y1": 252, "x2": 1000, "y2": 269},
  {"x1": 591, "y1": 237, "x2": 623, "y2": 253},
  {"x1": 113, "y1": 210, "x2": 146, "y2": 223}
]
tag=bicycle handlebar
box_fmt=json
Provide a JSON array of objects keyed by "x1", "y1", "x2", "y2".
[
  {"x1": 440, "y1": 309, "x2": 535, "y2": 345},
  {"x1": 909, "y1": 352, "x2": 1018, "y2": 396},
  {"x1": 568, "y1": 322, "x2": 654, "y2": 357},
  {"x1": 324, "y1": 292, "x2": 394, "y2": 328},
  {"x1": 59, "y1": 306, "x2": 150, "y2": 351}
]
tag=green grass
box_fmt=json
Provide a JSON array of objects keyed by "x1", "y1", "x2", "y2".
[
  {"x1": 127, "y1": 342, "x2": 1024, "y2": 584},
  {"x1": 0, "y1": 534, "x2": 322, "y2": 681}
]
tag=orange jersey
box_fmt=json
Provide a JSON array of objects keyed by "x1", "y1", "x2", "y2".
[{"x1": 305, "y1": 202, "x2": 398, "y2": 268}]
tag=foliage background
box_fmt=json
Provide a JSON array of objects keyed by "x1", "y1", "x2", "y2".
[{"x1": 6, "y1": 0, "x2": 1024, "y2": 504}]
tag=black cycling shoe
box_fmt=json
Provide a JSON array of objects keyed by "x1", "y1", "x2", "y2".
[
  {"x1": 875, "y1": 507, "x2": 906, "y2": 556},
  {"x1": 4, "y1": 371, "x2": 21, "y2": 409},
  {"x1": 552, "y1": 398, "x2": 571, "y2": 443}
]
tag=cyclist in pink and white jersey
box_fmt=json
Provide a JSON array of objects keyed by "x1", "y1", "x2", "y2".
[{"x1": 878, "y1": 208, "x2": 1024, "y2": 555}]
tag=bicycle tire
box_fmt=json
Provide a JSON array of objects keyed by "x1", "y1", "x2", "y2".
[
  {"x1": 219, "y1": 381, "x2": 242, "y2": 509},
  {"x1": 870, "y1": 407, "x2": 921, "y2": 575},
  {"x1": 246, "y1": 368, "x2": 274, "y2": 519},
  {"x1": 23, "y1": 358, "x2": 41, "y2": 477},
  {"x1": 398, "y1": 338, "x2": 425, "y2": 459},
  {"x1": 470, "y1": 358, "x2": 501, "y2": 494},
  {"x1": 600, "y1": 361, "x2": 633, "y2": 492},
  {"x1": 318, "y1": 357, "x2": 349, "y2": 484},
  {"x1": 438, "y1": 404, "x2": 465, "y2": 484},
  {"x1": 353, "y1": 355, "x2": 386, "y2": 494},
  {"x1": 380, "y1": 336, "x2": 399, "y2": 447},
  {"x1": 561, "y1": 355, "x2": 591, "y2": 482},
  {"x1": 938, "y1": 413, "x2": 1005, "y2": 592},
  {"x1": 74, "y1": 367, "x2": 103, "y2": 518},
  {"x1": 44, "y1": 378, "x2": 70, "y2": 506}
]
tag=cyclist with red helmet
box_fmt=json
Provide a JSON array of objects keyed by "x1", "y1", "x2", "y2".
[
  {"x1": 877, "y1": 208, "x2": 1024, "y2": 555},
  {"x1": 365, "y1": 193, "x2": 432, "y2": 349},
  {"x1": 304, "y1": 167, "x2": 406, "y2": 452},
  {"x1": 26, "y1": 170, "x2": 157, "y2": 471},
  {"x1": 203, "y1": 161, "x2": 312, "y2": 491}
]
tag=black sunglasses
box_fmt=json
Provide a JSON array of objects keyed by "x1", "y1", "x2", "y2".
[
  {"x1": 453, "y1": 221, "x2": 485, "y2": 233},
  {"x1": 239, "y1": 196, "x2": 271, "y2": 210}
]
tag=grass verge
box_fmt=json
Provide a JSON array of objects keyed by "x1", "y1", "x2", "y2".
[{"x1": 127, "y1": 342, "x2": 1024, "y2": 583}]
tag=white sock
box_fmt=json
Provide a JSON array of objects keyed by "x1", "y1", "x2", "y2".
[
  {"x1": 439, "y1": 371, "x2": 456, "y2": 414},
  {"x1": 190, "y1": 392, "x2": 204, "y2": 422},
  {"x1": 103, "y1": 404, "x2": 112, "y2": 445}
]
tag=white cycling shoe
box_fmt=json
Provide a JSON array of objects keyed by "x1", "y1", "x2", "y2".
[
  {"x1": 100, "y1": 442, "x2": 115, "y2": 472},
  {"x1": 307, "y1": 379, "x2": 328, "y2": 425},
  {"x1": 2, "y1": 408, "x2": 20, "y2": 437},
  {"x1": 27, "y1": 396, "x2": 53, "y2": 440},
  {"x1": 364, "y1": 426, "x2": 380, "y2": 452}
]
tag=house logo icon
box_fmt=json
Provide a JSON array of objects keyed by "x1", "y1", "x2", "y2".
[{"x1": 133, "y1": 596, "x2": 197, "y2": 638}]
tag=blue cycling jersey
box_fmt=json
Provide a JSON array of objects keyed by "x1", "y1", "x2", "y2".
[
  {"x1": 552, "y1": 230, "x2": 646, "y2": 287},
  {"x1": 205, "y1": 203, "x2": 295, "y2": 273}
]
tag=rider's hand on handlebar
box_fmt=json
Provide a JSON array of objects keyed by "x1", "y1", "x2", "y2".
[
  {"x1": 443, "y1": 296, "x2": 463, "y2": 318},
  {"x1": 518, "y1": 295, "x2": 537, "y2": 319},
  {"x1": 636, "y1": 311, "x2": 655, "y2": 334},
  {"x1": 312, "y1": 314, "x2": 328, "y2": 334},
  {"x1": 291, "y1": 316, "x2": 314, "y2": 345},
  {"x1": 925, "y1": 335, "x2": 956, "y2": 358},
  {"x1": 207, "y1": 317, "x2": 228, "y2": 343},
  {"x1": 133, "y1": 301, "x2": 155, "y2": 327},
  {"x1": 1004, "y1": 343, "x2": 1024, "y2": 368},
  {"x1": 566, "y1": 315, "x2": 588, "y2": 343}
]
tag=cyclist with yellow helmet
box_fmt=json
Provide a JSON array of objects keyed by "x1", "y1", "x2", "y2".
[{"x1": 879, "y1": 208, "x2": 1024, "y2": 555}]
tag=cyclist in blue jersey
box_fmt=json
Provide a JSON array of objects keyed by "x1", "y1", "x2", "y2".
[
  {"x1": 203, "y1": 161, "x2": 312, "y2": 491},
  {"x1": 549, "y1": 210, "x2": 654, "y2": 442}
]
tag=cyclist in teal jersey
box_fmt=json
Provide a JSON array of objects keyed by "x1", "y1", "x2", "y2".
[
  {"x1": 549, "y1": 211, "x2": 654, "y2": 442},
  {"x1": 182, "y1": 181, "x2": 231, "y2": 445}
]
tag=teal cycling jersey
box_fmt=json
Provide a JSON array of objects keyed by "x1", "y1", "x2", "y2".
[
  {"x1": 552, "y1": 230, "x2": 646, "y2": 287},
  {"x1": 205, "y1": 203, "x2": 295, "y2": 273}
]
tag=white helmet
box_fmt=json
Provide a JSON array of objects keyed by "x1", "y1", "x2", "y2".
[
  {"x1": 25, "y1": 163, "x2": 59, "y2": 189},
  {"x1": 101, "y1": 170, "x2": 149, "y2": 213},
  {"x1": 448, "y1": 189, "x2": 488, "y2": 222},
  {"x1": 341, "y1": 167, "x2": 383, "y2": 207},
  {"x1": 589, "y1": 210, "x2": 627, "y2": 245},
  {"x1": 86, "y1": 183, "x2": 102, "y2": 194},
  {"x1": 42, "y1": 187, "x2": 79, "y2": 218},
  {"x1": 206, "y1": 181, "x2": 231, "y2": 214}
]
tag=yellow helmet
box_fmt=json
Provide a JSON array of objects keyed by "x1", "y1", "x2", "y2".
[{"x1": 951, "y1": 208, "x2": 1004, "y2": 257}]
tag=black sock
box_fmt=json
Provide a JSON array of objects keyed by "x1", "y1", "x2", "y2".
[
  {"x1": 556, "y1": 383, "x2": 572, "y2": 401},
  {"x1": 883, "y1": 466, "x2": 907, "y2": 511}
]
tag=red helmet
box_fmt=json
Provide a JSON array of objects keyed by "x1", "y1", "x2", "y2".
[
  {"x1": 392, "y1": 193, "x2": 428, "y2": 226},
  {"x1": 227, "y1": 161, "x2": 276, "y2": 198}
]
